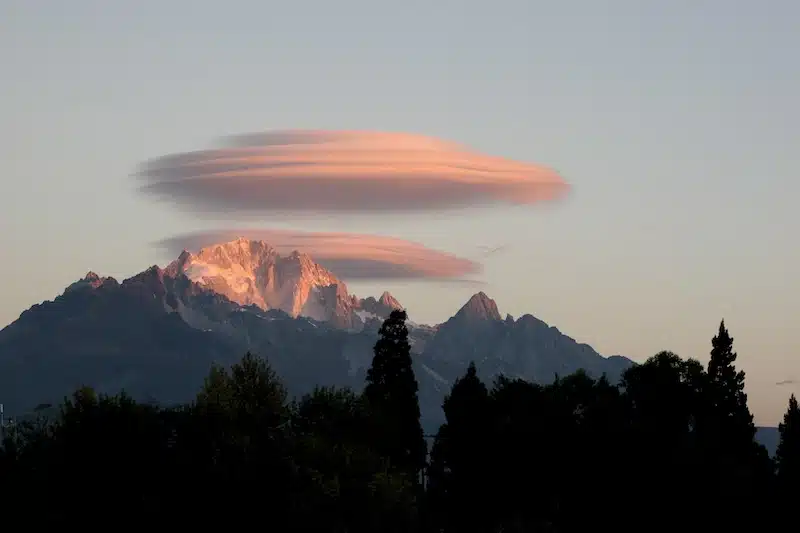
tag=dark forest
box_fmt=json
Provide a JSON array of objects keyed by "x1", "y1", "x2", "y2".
[{"x1": 1, "y1": 310, "x2": 797, "y2": 531}]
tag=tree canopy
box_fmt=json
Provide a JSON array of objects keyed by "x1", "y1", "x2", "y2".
[{"x1": 0, "y1": 317, "x2": 790, "y2": 531}]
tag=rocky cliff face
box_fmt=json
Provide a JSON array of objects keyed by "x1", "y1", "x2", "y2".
[
  {"x1": 420, "y1": 291, "x2": 633, "y2": 390},
  {"x1": 452, "y1": 291, "x2": 502, "y2": 322},
  {"x1": 65, "y1": 271, "x2": 119, "y2": 292},
  {"x1": 165, "y1": 237, "x2": 401, "y2": 330}
]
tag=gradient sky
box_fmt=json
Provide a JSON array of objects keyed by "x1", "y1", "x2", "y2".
[{"x1": 1, "y1": 0, "x2": 798, "y2": 425}]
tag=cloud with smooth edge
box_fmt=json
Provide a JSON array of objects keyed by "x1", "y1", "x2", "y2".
[
  {"x1": 136, "y1": 130, "x2": 569, "y2": 214},
  {"x1": 155, "y1": 228, "x2": 483, "y2": 283}
]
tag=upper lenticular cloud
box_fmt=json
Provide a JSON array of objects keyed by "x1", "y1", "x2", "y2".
[
  {"x1": 136, "y1": 130, "x2": 569, "y2": 213},
  {"x1": 155, "y1": 229, "x2": 482, "y2": 282}
]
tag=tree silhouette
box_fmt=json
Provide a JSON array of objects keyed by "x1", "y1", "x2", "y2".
[
  {"x1": 553, "y1": 371, "x2": 626, "y2": 530},
  {"x1": 291, "y1": 386, "x2": 418, "y2": 533},
  {"x1": 0, "y1": 320, "x2": 787, "y2": 529},
  {"x1": 197, "y1": 351, "x2": 288, "y2": 417},
  {"x1": 427, "y1": 362, "x2": 493, "y2": 532},
  {"x1": 7, "y1": 387, "x2": 174, "y2": 525},
  {"x1": 620, "y1": 352, "x2": 708, "y2": 529},
  {"x1": 776, "y1": 394, "x2": 800, "y2": 501},
  {"x1": 184, "y1": 352, "x2": 295, "y2": 518},
  {"x1": 488, "y1": 376, "x2": 549, "y2": 530},
  {"x1": 707, "y1": 320, "x2": 754, "y2": 441},
  {"x1": 702, "y1": 320, "x2": 769, "y2": 527},
  {"x1": 364, "y1": 310, "x2": 426, "y2": 482}
]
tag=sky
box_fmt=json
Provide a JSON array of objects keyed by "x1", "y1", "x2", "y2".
[{"x1": 1, "y1": 0, "x2": 798, "y2": 425}]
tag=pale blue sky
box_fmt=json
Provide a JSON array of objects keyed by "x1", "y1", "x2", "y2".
[{"x1": 1, "y1": 0, "x2": 798, "y2": 424}]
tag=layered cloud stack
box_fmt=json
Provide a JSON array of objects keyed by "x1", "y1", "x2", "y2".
[{"x1": 136, "y1": 129, "x2": 569, "y2": 286}]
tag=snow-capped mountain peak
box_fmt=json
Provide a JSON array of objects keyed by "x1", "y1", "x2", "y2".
[
  {"x1": 164, "y1": 237, "x2": 402, "y2": 330},
  {"x1": 166, "y1": 238, "x2": 345, "y2": 322}
]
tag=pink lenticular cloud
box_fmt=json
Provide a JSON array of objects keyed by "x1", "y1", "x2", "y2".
[
  {"x1": 136, "y1": 130, "x2": 569, "y2": 213},
  {"x1": 155, "y1": 229, "x2": 483, "y2": 282}
]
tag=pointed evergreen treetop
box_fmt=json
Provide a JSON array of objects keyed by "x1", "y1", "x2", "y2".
[
  {"x1": 708, "y1": 320, "x2": 738, "y2": 378},
  {"x1": 443, "y1": 361, "x2": 490, "y2": 428},
  {"x1": 364, "y1": 309, "x2": 426, "y2": 478},
  {"x1": 777, "y1": 394, "x2": 800, "y2": 482},
  {"x1": 706, "y1": 319, "x2": 755, "y2": 442},
  {"x1": 708, "y1": 320, "x2": 746, "y2": 401},
  {"x1": 366, "y1": 309, "x2": 415, "y2": 396}
]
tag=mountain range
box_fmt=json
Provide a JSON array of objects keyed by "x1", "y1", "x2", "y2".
[{"x1": 1, "y1": 238, "x2": 633, "y2": 432}]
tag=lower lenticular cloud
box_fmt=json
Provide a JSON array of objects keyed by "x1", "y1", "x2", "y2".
[
  {"x1": 136, "y1": 130, "x2": 569, "y2": 213},
  {"x1": 156, "y1": 229, "x2": 482, "y2": 282}
]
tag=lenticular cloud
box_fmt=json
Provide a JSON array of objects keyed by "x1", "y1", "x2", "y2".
[
  {"x1": 156, "y1": 229, "x2": 482, "y2": 282},
  {"x1": 136, "y1": 130, "x2": 569, "y2": 214}
]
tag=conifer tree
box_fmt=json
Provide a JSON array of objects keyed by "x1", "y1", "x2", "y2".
[
  {"x1": 428, "y1": 362, "x2": 493, "y2": 532},
  {"x1": 776, "y1": 394, "x2": 800, "y2": 488},
  {"x1": 702, "y1": 321, "x2": 769, "y2": 526},
  {"x1": 706, "y1": 320, "x2": 755, "y2": 442},
  {"x1": 364, "y1": 309, "x2": 426, "y2": 481}
]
